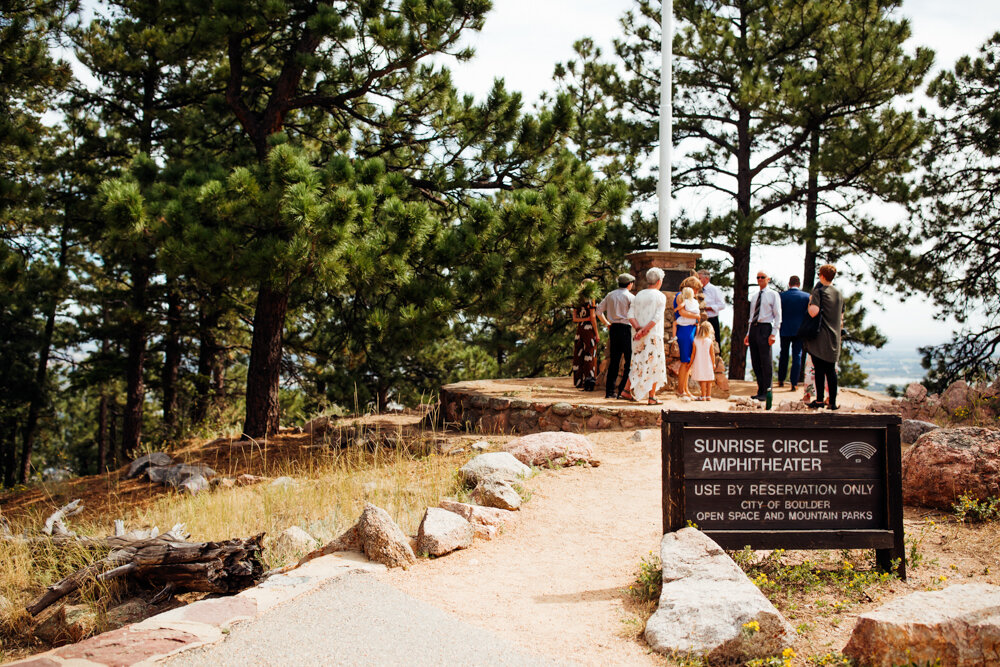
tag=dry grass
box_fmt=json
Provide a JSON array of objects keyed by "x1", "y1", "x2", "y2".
[{"x1": 0, "y1": 415, "x2": 469, "y2": 662}]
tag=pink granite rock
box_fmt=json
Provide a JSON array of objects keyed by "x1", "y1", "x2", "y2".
[
  {"x1": 843, "y1": 584, "x2": 1000, "y2": 666},
  {"x1": 905, "y1": 382, "x2": 928, "y2": 401},
  {"x1": 439, "y1": 499, "x2": 518, "y2": 539},
  {"x1": 416, "y1": 507, "x2": 474, "y2": 556},
  {"x1": 940, "y1": 380, "x2": 972, "y2": 413},
  {"x1": 902, "y1": 427, "x2": 1000, "y2": 509},
  {"x1": 502, "y1": 432, "x2": 599, "y2": 467}
]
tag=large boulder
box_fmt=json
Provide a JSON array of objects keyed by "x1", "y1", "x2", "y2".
[
  {"x1": 644, "y1": 528, "x2": 795, "y2": 661},
  {"x1": 901, "y1": 419, "x2": 939, "y2": 445},
  {"x1": 502, "y1": 432, "x2": 600, "y2": 467},
  {"x1": 357, "y1": 502, "x2": 415, "y2": 568},
  {"x1": 416, "y1": 508, "x2": 474, "y2": 557},
  {"x1": 459, "y1": 452, "x2": 530, "y2": 487},
  {"x1": 146, "y1": 463, "x2": 216, "y2": 488},
  {"x1": 127, "y1": 452, "x2": 174, "y2": 479},
  {"x1": 902, "y1": 427, "x2": 1000, "y2": 509},
  {"x1": 473, "y1": 475, "x2": 522, "y2": 511},
  {"x1": 940, "y1": 380, "x2": 973, "y2": 414},
  {"x1": 904, "y1": 382, "x2": 928, "y2": 402},
  {"x1": 439, "y1": 499, "x2": 518, "y2": 540},
  {"x1": 843, "y1": 584, "x2": 1000, "y2": 666}
]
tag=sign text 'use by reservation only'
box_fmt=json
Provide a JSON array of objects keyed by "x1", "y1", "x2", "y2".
[{"x1": 683, "y1": 428, "x2": 885, "y2": 531}]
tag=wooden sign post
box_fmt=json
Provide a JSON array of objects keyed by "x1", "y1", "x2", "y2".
[{"x1": 661, "y1": 410, "x2": 905, "y2": 579}]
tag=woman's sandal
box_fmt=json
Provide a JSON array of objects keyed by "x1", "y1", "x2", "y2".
[
  {"x1": 648, "y1": 398, "x2": 662, "y2": 405},
  {"x1": 619, "y1": 390, "x2": 635, "y2": 401}
]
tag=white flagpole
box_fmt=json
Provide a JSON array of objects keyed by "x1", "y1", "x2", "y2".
[{"x1": 658, "y1": 0, "x2": 673, "y2": 252}]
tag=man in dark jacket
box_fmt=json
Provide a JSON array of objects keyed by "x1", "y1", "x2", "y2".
[{"x1": 778, "y1": 275, "x2": 810, "y2": 391}]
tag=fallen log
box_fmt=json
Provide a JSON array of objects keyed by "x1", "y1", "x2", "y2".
[
  {"x1": 43, "y1": 500, "x2": 84, "y2": 537},
  {"x1": 26, "y1": 533, "x2": 265, "y2": 616},
  {"x1": 3, "y1": 523, "x2": 189, "y2": 548}
]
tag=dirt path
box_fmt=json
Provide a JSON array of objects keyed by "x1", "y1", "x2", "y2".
[{"x1": 382, "y1": 430, "x2": 667, "y2": 666}]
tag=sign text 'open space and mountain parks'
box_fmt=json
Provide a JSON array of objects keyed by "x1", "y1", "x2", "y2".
[
  {"x1": 661, "y1": 412, "x2": 905, "y2": 578},
  {"x1": 685, "y1": 428, "x2": 885, "y2": 530}
]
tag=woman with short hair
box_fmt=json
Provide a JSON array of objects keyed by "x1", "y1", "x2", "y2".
[
  {"x1": 804, "y1": 264, "x2": 844, "y2": 410},
  {"x1": 624, "y1": 267, "x2": 668, "y2": 404}
]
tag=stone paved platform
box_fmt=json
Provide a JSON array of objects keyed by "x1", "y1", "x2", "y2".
[{"x1": 438, "y1": 377, "x2": 891, "y2": 435}]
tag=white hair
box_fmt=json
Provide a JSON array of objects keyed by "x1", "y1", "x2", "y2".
[{"x1": 646, "y1": 267, "x2": 664, "y2": 284}]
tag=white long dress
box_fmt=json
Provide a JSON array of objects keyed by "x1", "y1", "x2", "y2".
[{"x1": 628, "y1": 288, "x2": 668, "y2": 400}]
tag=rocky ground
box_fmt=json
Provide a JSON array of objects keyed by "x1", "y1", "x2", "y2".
[{"x1": 3, "y1": 382, "x2": 999, "y2": 665}]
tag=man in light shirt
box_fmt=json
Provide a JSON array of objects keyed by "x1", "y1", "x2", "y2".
[
  {"x1": 698, "y1": 269, "x2": 725, "y2": 345},
  {"x1": 596, "y1": 273, "x2": 635, "y2": 399},
  {"x1": 743, "y1": 271, "x2": 782, "y2": 401}
]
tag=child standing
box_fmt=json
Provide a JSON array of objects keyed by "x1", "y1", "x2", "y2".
[{"x1": 690, "y1": 321, "x2": 717, "y2": 401}]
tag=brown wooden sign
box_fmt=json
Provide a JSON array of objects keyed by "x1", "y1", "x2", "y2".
[{"x1": 662, "y1": 411, "x2": 905, "y2": 579}]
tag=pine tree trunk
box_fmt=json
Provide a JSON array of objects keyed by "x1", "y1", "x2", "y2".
[
  {"x1": 109, "y1": 399, "x2": 120, "y2": 468},
  {"x1": 162, "y1": 284, "x2": 182, "y2": 433},
  {"x1": 122, "y1": 260, "x2": 151, "y2": 459},
  {"x1": 97, "y1": 303, "x2": 111, "y2": 473},
  {"x1": 2, "y1": 417, "x2": 16, "y2": 487},
  {"x1": 802, "y1": 132, "x2": 821, "y2": 292},
  {"x1": 242, "y1": 285, "x2": 289, "y2": 439},
  {"x1": 19, "y1": 223, "x2": 69, "y2": 483},
  {"x1": 728, "y1": 99, "x2": 753, "y2": 381},
  {"x1": 192, "y1": 295, "x2": 222, "y2": 424},
  {"x1": 97, "y1": 393, "x2": 109, "y2": 473},
  {"x1": 377, "y1": 384, "x2": 389, "y2": 413}
]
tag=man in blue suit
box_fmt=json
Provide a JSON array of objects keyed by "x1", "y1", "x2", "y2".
[{"x1": 778, "y1": 275, "x2": 810, "y2": 391}]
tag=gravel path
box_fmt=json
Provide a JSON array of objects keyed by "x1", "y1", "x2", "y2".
[
  {"x1": 167, "y1": 570, "x2": 562, "y2": 666},
  {"x1": 383, "y1": 430, "x2": 667, "y2": 666}
]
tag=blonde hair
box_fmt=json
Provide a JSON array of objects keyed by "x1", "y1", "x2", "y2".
[
  {"x1": 697, "y1": 321, "x2": 715, "y2": 339},
  {"x1": 680, "y1": 276, "x2": 702, "y2": 291},
  {"x1": 681, "y1": 287, "x2": 694, "y2": 301}
]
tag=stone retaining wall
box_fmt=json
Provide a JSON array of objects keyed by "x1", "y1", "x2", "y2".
[{"x1": 437, "y1": 386, "x2": 661, "y2": 434}]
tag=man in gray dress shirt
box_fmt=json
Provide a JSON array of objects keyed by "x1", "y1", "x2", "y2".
[
  {"x1": 743, "y1": 271, "x2": 782, "y2": 401},
  {"x1": 596, "y1": 273, "x2": 635, "y2": 399}
]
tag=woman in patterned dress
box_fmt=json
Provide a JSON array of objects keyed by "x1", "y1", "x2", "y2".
[
  {"x1": 624, "y1": 267, "x2": 668, "y2": 404},
  {"x1": 571, "y1": 294, "x2": 600, "y2": 391}
]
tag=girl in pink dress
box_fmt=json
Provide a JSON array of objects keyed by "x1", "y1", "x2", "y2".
[{"x1": 689, "y1": 322, "x2": 717, "y2": 401}]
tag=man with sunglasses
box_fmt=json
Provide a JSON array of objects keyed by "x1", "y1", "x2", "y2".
[{"x1": 743, "y1": 272, "x2": 782, "y2": 401}]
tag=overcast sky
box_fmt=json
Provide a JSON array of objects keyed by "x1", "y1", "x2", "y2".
[{"x1": 439, "y1": 0, "x2": 1000, "y2": 352}]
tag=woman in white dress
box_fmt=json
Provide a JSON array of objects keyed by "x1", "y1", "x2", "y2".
[{"x1": 623, "y1": 267, "x2": 668, "y2": 404}]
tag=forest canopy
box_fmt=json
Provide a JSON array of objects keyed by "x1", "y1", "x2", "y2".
[{"x1": 0, "y1": 0, "x2": 995, "y2": 485}]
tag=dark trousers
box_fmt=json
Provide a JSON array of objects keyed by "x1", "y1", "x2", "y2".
[
  {"x1": 748, "y1": 322, "x2": 773, "y2": 397},
  {"x1": 708, "y1": 316, "x2": 721, "y2": 348},
  {"x1": 606, "y1": 323, "x2": 632, "y2": 397},
  {"x1": 778, "y1": 335, "x2": 806, "y2": 386},
  {"x1": 811, "y1": 355, "x2": 838, "y2": 407}
]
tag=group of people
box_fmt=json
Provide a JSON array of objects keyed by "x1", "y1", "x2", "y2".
[
  {"x1": 744, "y1": 264, "x2": 844, "y2": 409},
  {"x1": 572, "y1": 263, "x2": 844, "y2": 409},
  {"x1": 573, "y1": 267, "x2": 727, "y2": 404}
]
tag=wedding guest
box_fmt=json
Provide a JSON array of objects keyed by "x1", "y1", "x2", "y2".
[
  {"x1": 623, "y1": 268, "x2": 668, "y2": 404},
  {"x1": 804, "y1": 264, "x2": 844, "y2": 410},
  {"x1": 595, "y1": 273, "x2": 635, "y2": 399},
  {"x1": 743, "y1": 271, "x2": 782, "y2": 401}
]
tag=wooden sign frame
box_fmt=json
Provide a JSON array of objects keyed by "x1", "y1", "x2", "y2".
[{"x1": 661, "y1": 410, "x2": 905, "y2": 580}]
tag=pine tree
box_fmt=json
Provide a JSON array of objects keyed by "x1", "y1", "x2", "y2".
[
  {"x1": 912, "y1": 32, "x2": 1000, "y2": 389},
  {"x1": 0, "y1": 0, "x2": 79, "y2": 483},
  {"x1": 590, "y1": 0, "x2": 931, "y2": 378}
]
